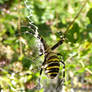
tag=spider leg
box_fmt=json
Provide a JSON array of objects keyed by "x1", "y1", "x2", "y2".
[
  {"x1": 51, "y1": 36, "x2": 65, "y2": 50},
  {"x1": 37, "y1": 56, "x2": 46, "y2": 89},
  {"x1": 37, "y1": 67, "x2": 43, "y2": 89},
  {"x1": 38, "y1": 68, "x2": 43, "y2": 83},
  {"x1": 60, "y1": 60, "x2": 65, "y2": 81},
  {"x1": 56, "y1": 58, "x2": 65, "y2": 89}
]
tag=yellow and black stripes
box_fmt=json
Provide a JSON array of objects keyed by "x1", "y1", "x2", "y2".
[{"x1": 44, "y1": 55, "x2": 60, "y2": 79}]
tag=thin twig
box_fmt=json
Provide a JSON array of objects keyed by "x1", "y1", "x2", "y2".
[
  {"x1": 17, "y1": 0, "x2": 23, "y2": 56},
  {"x1": 80, "y1": 61, "x2": 92, "y2": 75},
  {"x1": 64, "y1": 0, "x2": 88, "y2": 36}
]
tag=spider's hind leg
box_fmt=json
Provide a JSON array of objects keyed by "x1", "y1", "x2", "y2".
[
  {"x1": 36, "y1": 67, "x2": 43, "y2": 89},
  {"x1": 37, "y1": 58, "x2": 46, "y2": 89},
  {"x1": 56, "y1": 54, "x2": 65, "y2": 89}
]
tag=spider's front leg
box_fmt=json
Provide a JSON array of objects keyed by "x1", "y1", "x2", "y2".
[{"x1": 51, "y1": 36, "x2": 65, "y2": 50}]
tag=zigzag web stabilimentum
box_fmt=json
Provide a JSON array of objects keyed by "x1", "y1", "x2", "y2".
[
  {"x1": 24, "y1": 0, "x2": 45, "y2": 56},
  {"x1": 24, "y1": 0, "x2": 44, "y2": 90}
]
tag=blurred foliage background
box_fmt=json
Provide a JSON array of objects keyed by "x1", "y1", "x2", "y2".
[{"x1": 0, "y1": 0, "x2": 92, "y2": 92}]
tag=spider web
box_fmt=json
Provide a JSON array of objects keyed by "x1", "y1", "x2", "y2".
[{"x1": 24, "y1": 0, "x2": 45, "y2": 56}]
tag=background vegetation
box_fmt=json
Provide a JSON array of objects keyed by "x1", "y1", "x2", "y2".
[{"x1": 0, "y1": 0, "x2": 92, "y2": 92}]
